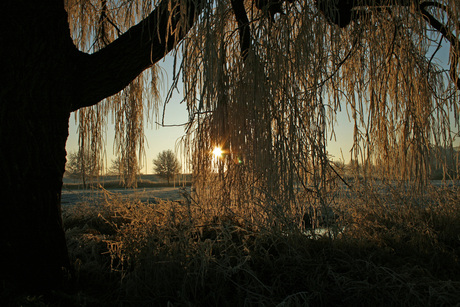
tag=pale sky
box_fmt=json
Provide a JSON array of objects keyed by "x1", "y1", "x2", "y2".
[
  {"x1": 66, "y1": 40, "x2": 454, "y2": 174},
  {"x1": 66, "y1": 55, "x2": 191, "y2": 174}
]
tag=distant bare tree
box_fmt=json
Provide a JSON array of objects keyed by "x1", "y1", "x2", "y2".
[
  {"x1": 108, "y1": 157, "x2": 142, "y2": 186},
  {"x1": 153, "y1": 150, "x2": 181, "y2": 185}
]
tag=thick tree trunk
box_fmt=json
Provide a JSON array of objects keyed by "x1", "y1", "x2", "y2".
[
  {"x1": 0, "y1": 1, "x2": 76, "y2": 292},
  {"x1": 0, "y1": 0, "x2": 202, "y2": 293},
  {"x1": 0, "y1": 107, "x2": 71, "y2": 291}
]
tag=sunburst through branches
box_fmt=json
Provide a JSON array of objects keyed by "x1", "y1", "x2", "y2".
[{"x1": 65, "y1": 1, "x2": 460, "y2": 225}]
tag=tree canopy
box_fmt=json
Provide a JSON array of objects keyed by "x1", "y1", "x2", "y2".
[{"x1": 68, "y1": 0, "x2": 459, "y2": 191}]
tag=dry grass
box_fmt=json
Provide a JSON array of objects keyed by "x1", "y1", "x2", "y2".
[{"x1": 56, "y1": 183, "x2": 460, "y2": 306}]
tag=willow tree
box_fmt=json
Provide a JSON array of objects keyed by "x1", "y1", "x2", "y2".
[
  {"x1": 0, "y1": 0, "x2": 459, "y2": 293},
  {"x1": 183, "y1": 0, "x2": 460, "y2": 226}
]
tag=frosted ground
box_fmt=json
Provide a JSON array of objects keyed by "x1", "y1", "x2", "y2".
[
  {"x1": 61, "y1": 186, "x2": 191, "y2": 206},
  {"x1": 62, "y1": 182, "x2": 458, "y2": 204},
  {"x1": 61, "y1": 174, "x2": 192, "y2": 206}
]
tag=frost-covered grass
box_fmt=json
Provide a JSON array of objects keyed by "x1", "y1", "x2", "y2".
[
  {"x1": 61, "y1": 186, "x2": 191, "y2": 206},
  {"x1": 50, "y1": 183, "x2": 460, "y2": 306},
  {"x1": 11, "y1": 183, "x2": 460, "y2": 305}
]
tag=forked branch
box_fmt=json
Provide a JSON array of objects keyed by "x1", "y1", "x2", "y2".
[{"x1": 230, "y1": 0, "x2": 252, "y2": 61}]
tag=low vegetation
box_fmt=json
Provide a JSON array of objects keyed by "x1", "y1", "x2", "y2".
[{"x1": 15, "y1": 182, "x2": 459, "y2": 306}]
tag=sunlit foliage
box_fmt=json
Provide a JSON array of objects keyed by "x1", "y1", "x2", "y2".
[
  {"x1": 64, "y1": 0, "x2": 459, "y2": 206},
  {"x1": 180, "y1": 0, "x2": 460, "y2": 226},
  {"x1": 59, "y1": 185, "x2": 460, "y2": 305}
]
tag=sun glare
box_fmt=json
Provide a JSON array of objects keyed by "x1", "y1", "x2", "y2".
[{"x1": 212, "y1": 147, "x2": 223, "y2": 158}]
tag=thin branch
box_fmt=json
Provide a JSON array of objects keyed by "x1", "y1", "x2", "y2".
[
  {"x1": 162, "y1": 57, "x2": 183, "y2": 126},
  {"x1": 155, "y1": 121, "x2": 189, "y2": 127}
]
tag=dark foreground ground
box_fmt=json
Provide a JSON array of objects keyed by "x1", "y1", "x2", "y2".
[{"x1": 5, "y1": 182, "x2": 460, "y2": 306}]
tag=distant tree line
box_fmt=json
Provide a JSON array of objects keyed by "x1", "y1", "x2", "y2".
[
  {"x1": 66, "y1": 150, "x2": 182, "y2": 186},
  {"x1": 337, "y1": 145, "x2": 459, "y2": 181}
]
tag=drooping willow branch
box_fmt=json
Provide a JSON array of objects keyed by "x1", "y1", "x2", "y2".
[{"x1": 98, "y1": 0, "x2": 122, "y2": 39}]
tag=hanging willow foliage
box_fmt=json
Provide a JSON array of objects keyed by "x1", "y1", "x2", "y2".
[
  {"x1": 65, "y1": 0, "x2": 161, "y2": 187},
  {"x1": 180, "y1": 0, "x2": 459, "y2": 226},
  {"x1": 65, "y1": 1, "x2": 459, "y2": 223}
]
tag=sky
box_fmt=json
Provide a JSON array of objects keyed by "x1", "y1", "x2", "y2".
[
  {"x1": 66, "y1": 55, "x2": 191, "y2": 174},
  {"x1": 66, "y1": 39, "x2": 455, "y2": 174}
]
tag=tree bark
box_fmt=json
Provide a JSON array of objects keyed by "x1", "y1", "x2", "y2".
[
  {"x1": 0, "y1": 1, "x2": 76, "y2": 292},
  {"x1": 0, "y1": 0, "x2": 201, "y2": 293}
]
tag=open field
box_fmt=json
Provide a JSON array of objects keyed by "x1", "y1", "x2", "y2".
[
  {"x1": 63, "y1": 174, "x2": 192, "y2": 189},
  {"x1": 62, "y1": 174, "x2": 192, "y2": 205},
  {"x1": 62, "y1": 173, "x2": 459, "y2": 207}
]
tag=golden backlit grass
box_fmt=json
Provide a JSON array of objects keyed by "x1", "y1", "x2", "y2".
[{"x1": 60, "y1": 183, "x2": 460, "y2": 306}]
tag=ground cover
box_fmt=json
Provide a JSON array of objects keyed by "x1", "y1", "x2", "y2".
[{"x1": 9, "y1": 183, "x2": 459, "y2": 306}]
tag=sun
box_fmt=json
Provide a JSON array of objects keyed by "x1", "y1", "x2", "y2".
[{"x1": 212, "y1": 147, "x2": 223, "y2": 158}]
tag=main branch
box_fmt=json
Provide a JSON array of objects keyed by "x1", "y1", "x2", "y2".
[{"x1": 72, "y1": 0, "x2": 203, "y2": 111}]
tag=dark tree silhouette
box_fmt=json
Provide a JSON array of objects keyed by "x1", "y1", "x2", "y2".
[{"x1": 0, "y1": 0, "x2": 201, "y2": 292}]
